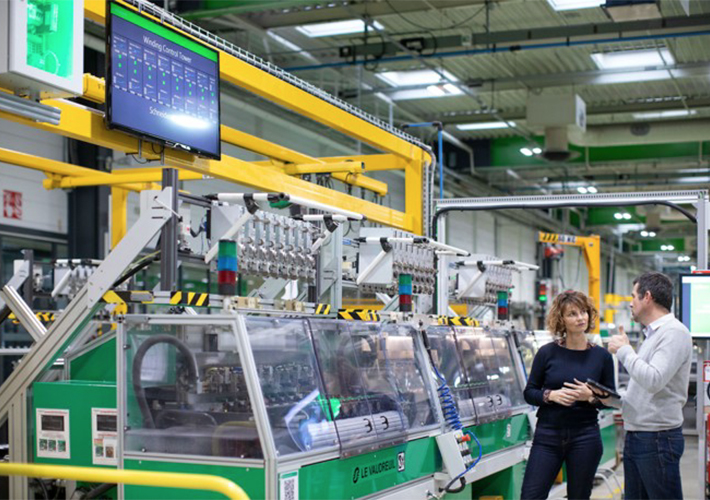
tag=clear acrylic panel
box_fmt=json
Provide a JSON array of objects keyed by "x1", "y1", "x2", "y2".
[
  {"x1": 123, "y1": 319, "x2": 262, "y2": 459},
  {"x1": 308, "y1": 319, "x2": 403, "y2": 455},
  {"x1": 487, "y1": 330, "x2": 527, "y2": 409},
  {"x1": 425, "y1": 326, "x2": 476, "y2": 421},
  {"x1": 244, "y1": 316, "x2": 336, "y2": 456}
]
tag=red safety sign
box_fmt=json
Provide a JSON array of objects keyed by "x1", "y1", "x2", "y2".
[{"x1": 3, "y1": 190, "x2": 22, "y2": 220}]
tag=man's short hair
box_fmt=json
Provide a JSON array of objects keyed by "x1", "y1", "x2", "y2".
[{"x1": 633, "y1": 271, "x2": 673, "y2": 311}]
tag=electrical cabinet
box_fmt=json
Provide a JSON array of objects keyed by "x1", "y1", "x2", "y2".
[{"x1": 0, "y1": 0, "x2": 84, "y2": 98}]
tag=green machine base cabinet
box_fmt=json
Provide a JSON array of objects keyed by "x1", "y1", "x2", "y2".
[{"x1": 122, "y1": 413, "x2": 529, "y2": 500}]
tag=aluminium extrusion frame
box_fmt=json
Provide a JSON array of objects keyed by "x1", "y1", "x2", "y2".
[
  {"x1": 0, "y1": 189, "x2": 174, "y2": 498},
  {"x1": 433, "y1": 189, "x2": 710, "y2": 498}
]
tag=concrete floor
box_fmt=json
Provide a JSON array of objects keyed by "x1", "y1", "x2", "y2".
[{"x1": 589, "y1": 435, "x2": 700, "y2": 500}]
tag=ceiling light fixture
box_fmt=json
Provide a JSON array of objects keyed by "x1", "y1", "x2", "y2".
[
  {"x1": 591, "y1": 48, "x2": 675, "y2": 71},
  {"x1": 520, "y1": 148, "x2": 534, "y2": 157},
  {"x1": 587, "y1": 186, "x2": 598, "y2": 194},
  {"x1": 640, "y1": 230, "x2": 649, "y2": 237},
  {"x1": 623, "y1": 213, "x2": 632, "y2": 220},
  {"x1": 633, "y1": 109, "x2": 697, "y2": 120},
  {"x1": 296, "y1": 19, "x2": 384, "y2": 38},
  {"x1": 532, "y1": 147, "x2": 542, "y2": 155},
  {"x1": 456, "y1": 121, "x2": 515, "y2": 131},
  {"x1": 649, "y1": 231, "x2": 656, "y2": 237},
  {"x1": 546, "y1": 0, "x2": 604, "y2": 11},
  {"x1": 614, "y1": 212, "x2": 623, "y2": 220},
  {"x1": 577, "y1": 186, "x2": 588, "y2": 194}
]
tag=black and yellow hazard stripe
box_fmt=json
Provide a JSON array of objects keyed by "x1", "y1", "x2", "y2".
[
  {"x1": 436, "y1": 315, "x2": 479, "y2": 327},
  {"x1": 539, "y1": 232, "x2": 559, "y2": 243},
  {"x1": 169, "y1": 291, "x2": 210, "y2": 307},
  {"x1": 337, "y1": 309, "x2": 381, "y2": 321},
  {"x1": 315, "y1": 303, "x2": 331, "y2": 315},
  {"x1": 10, "y1": 311, "x2": 56, "y2": 325}
]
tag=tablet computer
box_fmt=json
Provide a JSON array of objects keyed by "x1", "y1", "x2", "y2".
[{"x1": 586, "y1": 378, "x2": 621, "y2": 399}]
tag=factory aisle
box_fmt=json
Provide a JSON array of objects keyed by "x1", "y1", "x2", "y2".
[{"x1": 589, "y1": 435, "x2": 699, "y2": 500}]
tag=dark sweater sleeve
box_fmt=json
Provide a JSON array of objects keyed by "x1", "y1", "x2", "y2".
[
  {"x1": 524, "y1": 346, "x2": 548, "y2": 406},
  {"x1": 594, "y1": 349, "x2": 616, "y2": 409}
]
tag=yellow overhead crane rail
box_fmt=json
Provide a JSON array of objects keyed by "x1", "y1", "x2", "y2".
[
  {"x1": 0, "y1": 0, "x2": 432, "y2": 246},
  {"x1": 538, "y1": 231, "x2": 601, "y2": 334}
]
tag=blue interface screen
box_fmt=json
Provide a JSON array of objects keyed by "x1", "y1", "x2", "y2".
[{"x1": 108, "y1": 6, "x2": 221, "y2": 159}]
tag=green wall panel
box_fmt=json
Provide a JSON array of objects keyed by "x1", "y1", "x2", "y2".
[
  {"x1": 470, "y1": 462, "x2": 526, "y2": 500},
  {"x1": 123, "y1": 459, "x2": 265, "y2": 499}
]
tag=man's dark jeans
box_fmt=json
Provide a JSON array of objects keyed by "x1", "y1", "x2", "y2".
[
  {"x1": 521, "y1": 424, "x2": 603, "y2": 500},
  {"x1": 624, "y1": 427, "x2": 684, "y2": 499}
]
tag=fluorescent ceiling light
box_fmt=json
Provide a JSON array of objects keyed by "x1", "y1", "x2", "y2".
[
  {"x1": 520, "y1": 148, "x2": 534, "y2": 157},
  {"x1": 592, "y1": 70, "x2": 673, "y2": 85},
  {"x1": 633, "y1": 109, "x2": 697, "y2": 120},
  {"x1": 532, "y1": 147, "x2": 542, "y2": 155},
  {"x1": 614, "y1": 213, "x2": 623, "y2": 220},
  {"x1": 640, "y1": 230, "x2": 649, "y2": 237},
  {"x1": 456, "y1": 121, "x2": 514, "y2": 131},
  {"x1": 296, "y1": 19, "x2": 384, "y2": 38},
  {"x1": 649, "y1": 231, "x2": 656, "y2": 237},
  {"x1": 376, "y1": 69, "x2": 458, "y2": 87},
  {"x1": 378, "y1": 69, "x2": 462, "y2": 100},
  {"x1": 591, "y1": 48, "x2": 675, "y2": 70},
  {"x1": 587, "y1": 186, "x2": 598, "y2": 194},
  {"x1": 577, "y1": 186, "x2": 588, "y2": 194},
  {"x1": 547, "y1": 0, "x2": 604, "y2": 11}
]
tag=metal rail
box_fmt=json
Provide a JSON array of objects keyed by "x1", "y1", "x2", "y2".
[{"x1": 0, "y1": 463, "x2": 249, "y2": 500}]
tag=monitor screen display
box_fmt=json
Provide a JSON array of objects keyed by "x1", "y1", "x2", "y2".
[
  {"x1": 679, "y1": 274, "x2": 710, "y2": 337},
  {"x1": 106, "y1": 2, "x2": 221, "y2": 159}
]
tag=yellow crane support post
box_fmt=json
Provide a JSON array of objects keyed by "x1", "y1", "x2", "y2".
[{"x1": 538, "y1": 232, "x2": 601, "y2": 333}]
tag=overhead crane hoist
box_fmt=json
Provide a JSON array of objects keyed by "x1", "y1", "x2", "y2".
[{"x1": 538, "y1": 231, "x2": 601, "y2": 333}]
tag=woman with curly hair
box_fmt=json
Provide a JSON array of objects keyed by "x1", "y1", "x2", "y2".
[{"x1": 520, "y1": 290, "x2": 615, "y2": 500}]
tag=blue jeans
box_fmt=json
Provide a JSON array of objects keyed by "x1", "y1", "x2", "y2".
[
  {"x1": 624, "y1": 427, "x2": 684, "y2": 499},
  {"x1": 521, "y1": 424, "x2": 603, "y2": 500}
]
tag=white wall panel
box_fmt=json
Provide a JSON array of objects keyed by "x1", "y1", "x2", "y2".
[{"x1": 0, "y1": 120, "x2": 67, "y2": 234}]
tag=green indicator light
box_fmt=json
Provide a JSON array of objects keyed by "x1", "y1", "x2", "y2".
[
  {"x1": 176, "y1": 86, "x2": 179, "y2": 90},
  {"x1": 118, "y1": 55, "x2": 122, "y2": 59},
  {"x1": 162, "y1": 81, "x2": 166, "y2": 85},
  {"x1": 162, "y1": 72, "x2": 165, "y2": 76},
  {"x1": 134, "y1": 60, "x2": 137, "y2": 65},
  {"x1": 211, "y1": 92, "x2": 214, "y2": 96},
  {"x1": 539, "y1": 295, "x2": 547, "y2": 302},
  {"x1": 118, "y1": 63, "x2": 122, "y2": 68},
  {"x1": 148, "y1": 75, "x2": 151, "y2": 79},
  {"x1": 189, "y1": 91, "x2": 192, "y2": 96},
  {"x1": 134, "y1": 69, "x2": 137, "y2": 74},
  {"x1": 202, "y1": 97, "x2": 204, "y2": 101}
]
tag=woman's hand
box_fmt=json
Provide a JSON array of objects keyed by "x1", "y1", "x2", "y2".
[
  {"x1": 563, "y1": 378, "x2": 595, "y2": 402},
  {"x1": 548, "y1": 388, "x2": 578, "y2": 406}
]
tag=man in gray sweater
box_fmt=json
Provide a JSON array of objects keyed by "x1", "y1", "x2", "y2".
[{"x1": 604, "y1": 271, "x2": 692, "y2": 499}]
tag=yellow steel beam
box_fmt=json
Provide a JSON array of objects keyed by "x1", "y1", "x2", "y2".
[
  {"x1": 111, "y1": 187, "x2": 129, "y2": 249},
  {"x1": 283, "y1": 161, "x2": 363, "y2": 176},
  {"x1": 82, "y1": 74, "x2": 105, "y2": 104},
  {"x1": 183, "y1": 155, "x2": 406, "y2": 228},
  {"x1": 88, "y1": 0, "x2": 429, "y2": 163},
  {"x1": 321, "y1": 154, "x2": 407, "y2": 172},
  {"x1": 404, "y1": 153, "x2": 425, "y2": 234},
  {"x1": 58, "y1": 169, "x2": 205, "y2": 188},
  {"x1": 0, "y1": 462, "x2": 249, "y2": 500},
  {"x1": 331, "y1": 172, "x2": 388, "y2": 196},
  {"x1": 0, "y1": 101, "x2": 408, "y2": 229},
  {"x1": 221, "y1": 125, "x2": 315, "y2": 164},
  {"x1": 0, "y1": 146, "x2": 152, "y2": 192}
]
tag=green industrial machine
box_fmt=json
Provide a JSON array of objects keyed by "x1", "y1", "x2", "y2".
[{"x1": 27, "y1": 313, "x2": 531, "y2": 499}]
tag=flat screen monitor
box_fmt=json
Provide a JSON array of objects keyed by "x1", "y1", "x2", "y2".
[
  {"x1": 106, "y1": 2, "x2": 221, "y2": 159},
  {"x1": 679, "y1": 274, "x2": 710, "y2": 337}
]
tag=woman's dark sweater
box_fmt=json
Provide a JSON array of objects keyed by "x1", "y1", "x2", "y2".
[{"x1": 524, "y1": 341, "x2": 615, "y2": 429}]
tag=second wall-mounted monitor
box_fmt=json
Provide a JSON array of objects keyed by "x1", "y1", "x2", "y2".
[{"x1": 106, "y1": 1, "x2": 221, "y2": 159}]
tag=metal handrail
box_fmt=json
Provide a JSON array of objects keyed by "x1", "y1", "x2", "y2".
[{"x1": 0, "y1": 463, "x2": 249, "y2": 500}]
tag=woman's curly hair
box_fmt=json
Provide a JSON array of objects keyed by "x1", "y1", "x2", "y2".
[{"x1": 546, "y1": 290, "x2": 598, "y2": 338}]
